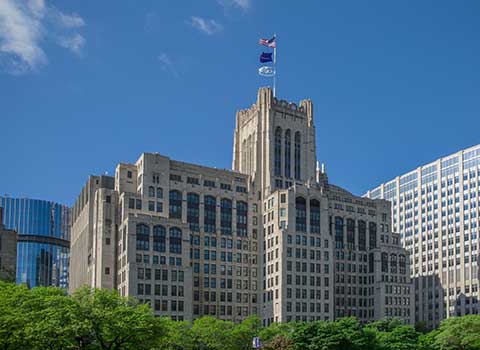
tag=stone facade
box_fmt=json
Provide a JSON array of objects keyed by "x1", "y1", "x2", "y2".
[
  {"x1": 0, "y1": 207, "x2": 17, "y2": 282},
  {"x1": 70, "y1": 87, "x2": 413, "y2": 324}
]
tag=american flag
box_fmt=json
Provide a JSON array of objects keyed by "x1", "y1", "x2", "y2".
[{"x1": 259, "y1": 36, "x2": 276, "y2": 48}]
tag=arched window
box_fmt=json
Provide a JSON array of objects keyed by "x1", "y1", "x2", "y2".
[
  {"x1": 187, "y1": 193, "x2": 200, "y2": 232},
  {"x1": 296, "y1": 197, "x2": 306, "y2": 232},
  {"x1": 237, "y1": 201, "x2": 248, "y2": 237},
  {"x1": 381, "y1": 252, "x2": 388, "y2": 272},
  {"x1": 220, "y1": 198, "x2": 232, "y2": 235},
  {"x1": 169, "y1": 190, "x2": 182, "y2": 219},
  {"x1": 310, "y1": 199, "x2": 320, "y2": 233},
  {"x1": 358, "y1": 220, "x2": 366, "y2": 251},
  {"x1": 390, "y1": 254, "x2": 397, "y2": 273},
  {"x1": 346, "y1": 219, "x2": 355, "y2": 248},
  {"x1": 169, "y1": 227, "x2": 182, "y2": 254},
  {"x1": 204, "y1": 195, "x2": 216, "y2": 233},
  {"x1": 335, "y1": 216, "x2": 344, "y2": 248},
  {"x1": 157, "y1": 187, "x2": 163, "y2": 199},
  {"x1": 294, "y1": 132, "x2": 301, "y2": 180},
  {"x1": 285, "y1": 129, "x2": 291, "y2": 178},
  {"x1": 399, "y1": 254, "x2": 406, "y2": 274},
  {"x1": 136, "y1": 223, "x2": 150, "y2": 251},
  {"x1": 369, "y1": 222, "x2": 377, "y2": 249},
  {"x1": 153, "y1": 225, "x2": 166, "y2": 252},
  {"x1": 148, "y1": 186, "x2": 155, "y2": 197},
  {"x1": 274, "y1": 127, "x2": 282, "y2": 176}
]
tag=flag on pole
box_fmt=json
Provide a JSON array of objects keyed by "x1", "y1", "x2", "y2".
[
  {"x1": 259, "y1": 52, "x2": 273, "y2": 63},
  {"x1": 259, "y1": 36, "x2": 276, "y2": 48},
  {"x1": 258, "y1": 66, "x2": 274, "y2": 77}
]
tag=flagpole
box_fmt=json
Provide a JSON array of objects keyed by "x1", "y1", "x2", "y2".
[{"x1": 273, "y1": 33, "x2": 277, "y2": 97}]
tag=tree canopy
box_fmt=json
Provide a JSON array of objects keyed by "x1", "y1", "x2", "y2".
[{"x1": 1, "y1": 281, "x2": 479, "y2": 350}]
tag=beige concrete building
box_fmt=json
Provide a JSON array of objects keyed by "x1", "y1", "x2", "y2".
[
  {"x1": 366, "y1": 145, "x2": 480, "y2": 329},
  {"x1": 0, "y1": 207, "x2": 17, "y2": 282},
  {"x1": 70, "y1": 87, "x2": 413, "y2": 324}
]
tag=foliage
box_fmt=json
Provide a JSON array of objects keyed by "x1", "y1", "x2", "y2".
[{"x1": 1, "y1": 281, "x2": 480, "y2": 350}]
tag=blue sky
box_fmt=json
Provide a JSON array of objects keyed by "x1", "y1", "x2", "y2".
[{"x1": 1, "y1": 0, "x2": 479, "y2": 206}]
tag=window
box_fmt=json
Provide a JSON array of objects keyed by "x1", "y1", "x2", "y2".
[
  {"x1": 153, "y1": 225, "x2": 166, "y2": 252},
  {"x1": 369, "y1": 222, "x2": 377, "y2": 249},
  {"x1": 148, "y1": 186, "x2": 155, "y2": 197},
  {"x1": 187, "y1": 193, "x2": 200, "y2": 231},
  {"x1": 358, "y1": 220, "x2": 366, "y2": 251},
  {"x1": 169, "y1": 227, "x2": 182, "y2": 254},
  {"x1": 381, "y1": 252, "x2": 388, "y2": 272},
  {"x1": 221, "y1": 198, "x2": 232, "y2": 235},
  {"x1": 310, "y1": 199, "x2": 320, "y2": 233},
  {"x1": 204, "y1": 196, "x2": 216, "y2": 233},
  {"x1": 294, "y1": 132, "x2": 301, "y2": 180},
  {"x1": 346, "y1": 219, "x2": 355, "y2": 248},
  {"x1": 285, "y1": 129, "x2": 291, "y2": 178},
  {"x1": 204, "y1": 180, "x2": 216, "y2": 188},
  {"x1": 274, "y1": 127, "x2": 282, "y2": 176},
  {"x1": 220, "y1": 183, "x2": 232, "y2": 191},
  {"x1": 136, "y1": 224, "x2": 150, "y2": 251},
  {"x1": 169, "y1": 190, "x2": 182, "y2": 219},
  {"x1": 390, "y1": 254, "x2": 397, "y2": 273},
  {"x1": 187, "y1": 177, "x2": 199, "y2": 185},
  {"x1": 157, "y1": 187, "x2": 163, "y2": 199},
  {"x1": 296, "y1": 197, "x2": 306, "y2": 232},
  {"x1": 237, "y1": 201, "x2": 248, "y2": 237},
  {"x1": 128, "y1": 198, "x2": 135, "y2": 209},
  {"x1": 335, "y1": 217, "x2": 344, "y2": 248},
  {"x1": 148, "y1": 201, "x2": 155, "y2": 211},
  {"x1": 156, "y1": 202, "x2": 163, "y2": 213},
  {"x1": 170, "y1": 174, "x2": 182, "y2": 182},
  {"x1": 399, "y1": 254, "x2": 406, "y2": 274},
  {"x1": 127, "y1": 171, "x2": 132, "y2": 179}
]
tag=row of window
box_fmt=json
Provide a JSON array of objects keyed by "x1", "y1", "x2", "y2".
[{"x1": 136, "y1": 224, "x2": 182, "y2": 254}]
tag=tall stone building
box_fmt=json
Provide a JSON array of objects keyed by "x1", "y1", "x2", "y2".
[
  {"x1": 70, "y1": 87, "x2": 413, "y2": 324},
  {"x1": 366, "y1": 144, "x2": 480, "y2": 329}
]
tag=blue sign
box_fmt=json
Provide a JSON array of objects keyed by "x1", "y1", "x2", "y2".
[{"x1": 252, "y1": 337, "x2": 261, "y2": 349}]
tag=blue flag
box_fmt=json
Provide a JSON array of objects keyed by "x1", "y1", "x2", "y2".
[{"x1": 260, "y1": 52, "x2": 273, "y2": 63}]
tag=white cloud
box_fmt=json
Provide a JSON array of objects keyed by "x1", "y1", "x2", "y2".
[
  {"x1": 58, "y1": 33, "x2": 85, "y2": 55},
  {"x1": 56, "y1": 12, "x2": 85, "y2": 28},
  {"x1": 190, "y1": 16, "x2": 222, "y2": 35},
  {"x1": 0, "y1": 0, "x2": 86, "y2": 74},
  {"x1": 218, "y1": 0, "x2": 251, "y2": 12},
  {"x1": 158, "y1": 53, "x2": 179, "y2": 78},
  {"x1": 0, "y1": 0, "x2": 47, "y2": 74}
]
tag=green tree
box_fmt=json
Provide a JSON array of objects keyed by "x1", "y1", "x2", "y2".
[
  {"x1": 263, "y1": 335, "x2": 294, "y2": 350},
  {"x1": 432, "y1": 315, "x2": 480, "y2": 350},
  {"x1": 190, "y1": 316, "x2": 236, "y2": 350},
  {"x1": 230, "y1": 316, "x2": 262, "y2": 350},
  {"x1": 292, "y1": 317, "x2": 375, "y2": 350},
  {"x1": 258, "y1": 322, "x2": 294, "y2": 343},
  {"x1": 72, "y1": 287, "x2": 165, "y2": 350}
]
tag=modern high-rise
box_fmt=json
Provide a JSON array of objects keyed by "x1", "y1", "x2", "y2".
[
  {"x1": 365, "y1": 145, "x2": 480, "y2": 328},
  {"x1": 0, "y1": 197, "x2": 71, "y2": 288},
  {"x1": 70, "y1": 87, "x2": 413, "y2": 324}
]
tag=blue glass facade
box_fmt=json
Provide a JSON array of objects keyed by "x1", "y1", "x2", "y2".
[{"x1": 0, "y1": 197, "x2": 70, "y2": 288}]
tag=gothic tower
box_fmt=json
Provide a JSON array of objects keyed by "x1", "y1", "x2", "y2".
[{"x1": 232, "y1": 87, "x2": 317, "y2": 197}]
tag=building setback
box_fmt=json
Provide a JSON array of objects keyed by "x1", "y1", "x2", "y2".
[
  {"x1": 366, "y1": 145, "x2": 480, "y2": 329},
  {"x1": 70, "y1": 87, "x2": 413, "y2": 324}
]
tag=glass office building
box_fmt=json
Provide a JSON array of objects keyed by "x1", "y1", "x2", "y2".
[
  {"x1": 365, "y1": 144, "x2": 480, "y2": 328},
  {"x1": 0, "y1": 197, "x2": 70, "y2": 288}
]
